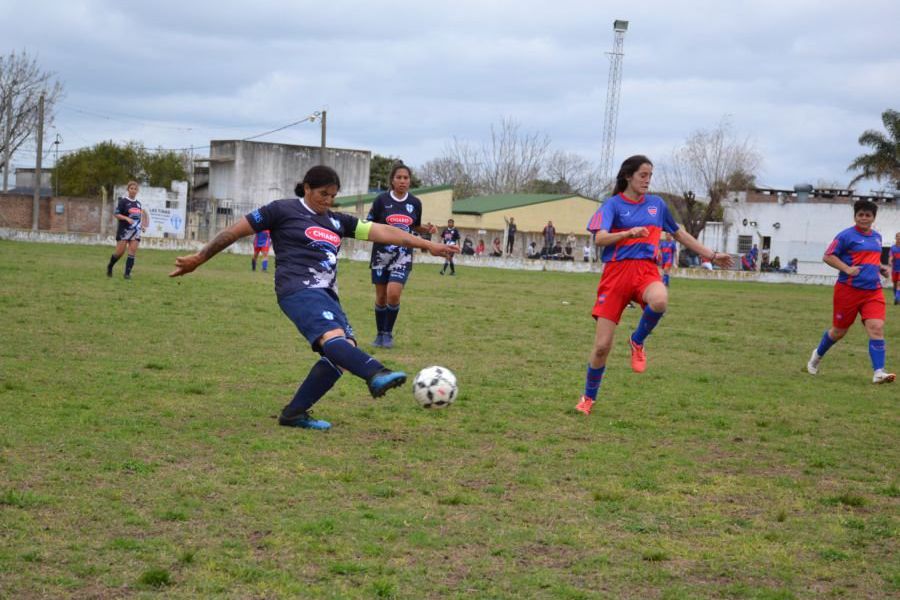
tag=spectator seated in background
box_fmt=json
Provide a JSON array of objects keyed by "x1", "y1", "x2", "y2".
[
  {"x1": 475, "y1": 239, "x2": 485, "y2": 256},
  {"x1": 582, "y1": 243, "x2": 591, "y2": 262},
  {"x1": 741, "y1": 244, "x2": 759, "y2": 271},
  {"x1": 490, "y1": 238, "x2": 503, "y2": 257},
  {"x1": 461, "y1": 237, "x2": 475, "y2": 256},
  {"x1": 527, "y1": 241, "x2": 538, "y2": 258},
  {"x1": 770, "y1": 256, "x2": 781, "y2": 271},
  {"x1": 780, "y1": 257, "x2": 798, "y2": 274},
  {"x1": 564, "y1": 243, "x2": 574, "y2": 260}
]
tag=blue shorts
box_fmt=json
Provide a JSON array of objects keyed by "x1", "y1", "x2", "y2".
[
  {"x1": 371, "y1": 251, "x2": 412, "y2": 285},
  {"x1": 278, "y1": 288, "x2": 355, "y2": 351}
]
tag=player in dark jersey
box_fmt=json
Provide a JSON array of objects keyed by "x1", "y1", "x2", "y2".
[
  {"x1": 576, "y1": 155, "x2": 733, "y2": 416},
  {"x1": 106, "y1": 181, "x2": 150, "y2": 279},
  {"x1": 890, "y1": 232, "x2": 900, "y2": 305},
  {"x1": 657, "y1": 232, "x2": 677, "y2": 286},
  {"x1": 252, "y1": 229, "x2": 272, "y2": 272},
  {"x1": 806, "y1": 200, "x2": 895, "y2": 384},
  {"x1": 439, "y1": 219, "x2": 461, "y2": 275},
  {"x1": 368, "y1": 163, "x2": 437, "y2": 349},
  {"x1": 170, "y1": 166, "x2": 458, "y2": 431}
]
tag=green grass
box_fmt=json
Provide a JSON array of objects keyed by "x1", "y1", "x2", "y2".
[{"x1": 0, "y1": 239, "x2": 898, "y2": 598}]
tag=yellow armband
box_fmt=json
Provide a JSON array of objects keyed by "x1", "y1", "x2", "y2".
[{"x1": 355, "y1": 220, "x2": 373, "y2": 241}]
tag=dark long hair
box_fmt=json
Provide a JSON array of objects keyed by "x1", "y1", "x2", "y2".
[
  {"x1": 295, "y1": 165, "x2": 341, "y2": 197},
  {"x1": 613, "y1": 155, "x2": 653, "y2": 195},
  {"x1": 389, "y1": 162, "x2": 411, "y2": 191}
]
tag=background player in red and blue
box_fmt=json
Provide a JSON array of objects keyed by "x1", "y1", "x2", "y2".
[
  {"x1": 106, "y1": 181, "x2": 149, "y2": 279},
  {"x1": 657, "y1": 232, "x2": 677, "y2": 286},
  {"x1": 170, "y1": 165, "x2": 459, "y2": 431},
  {"x1": 891, "y1": 232, "x2": 900, "y2": 305},
  {"x1": 741, "y1": 244, "x2": 758, "y2": 271},
  {"x1": 576, "y1": 155, "x2": 733, "y2": 415},
  {"x1": 806, "y1": 200, "x2": 895, "y2": 384},
  {"x1": 251, "y1": 229, "x2": 272, "y2": 272},
  {"x1": 368, "y1": 163, "x2": 437, "y2": 349}
]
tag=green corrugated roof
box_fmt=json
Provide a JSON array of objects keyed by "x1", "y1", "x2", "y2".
[
  {"x1": 452, "y1": 193, "x2": 597, "y2": 215},
  {"x1": 333, "y1": 184, "x2": 453, "y2": 207}
]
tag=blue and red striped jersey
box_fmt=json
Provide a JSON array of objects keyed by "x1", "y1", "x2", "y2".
[
  {"x1": 892, "y1": 244, "x2": 900, "y2": 273},
  {"x1": 254, "y1": 230, "x2": 271, "y2": 247},
  {"x1": 825, "y1": 226, "x2": 884, "y2": 290},
  {"x1": 658, "y1": 240, "x2": 677, "y2": 265},
  {"x1": 586, "y1": 193, "x2": 679, "y2": 263}
]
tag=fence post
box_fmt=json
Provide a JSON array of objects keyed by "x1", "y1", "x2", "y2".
[{"x1": 100, "y1": 187, "x2": 108, "y2": 236}]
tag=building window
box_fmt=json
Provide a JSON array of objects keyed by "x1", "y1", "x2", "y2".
[{"x1": 738, "y1": 235, "x2": 753, "y2": 254}]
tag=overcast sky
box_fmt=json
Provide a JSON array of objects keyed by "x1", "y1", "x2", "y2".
[{"x1": 4, "y1": 0, "x2": 898, "y2": 192}]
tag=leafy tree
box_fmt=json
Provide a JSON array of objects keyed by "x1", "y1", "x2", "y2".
[
  {"x1": 657, "y1": 118, "x2": 761, "y2": 237},
  {"x1": 53, "y1": 141, "x2": 187, "y2": 197},
  {"x1": 369, "y1": 154, "x2": 421, "y2": 191},
  {"x1": 523, "y1": 178, "x2": 573, "y2": 194},
  {"x1": 0, "y1": 50, "x2": 64, "y2": 189},
  {"x1": 847, "y1": 108, "x2": 900, "y2": 189}
]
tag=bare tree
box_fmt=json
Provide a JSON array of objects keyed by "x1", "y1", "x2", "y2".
[
  {"x1": 657, "y1": 118, "x2": 761, "y2": 237},
  {"x1": 0, "y1": 50, "x2": 64, "y2": 190},
  {"x1": 418, "y1": 118, "x2": 555, "y2": 197}
]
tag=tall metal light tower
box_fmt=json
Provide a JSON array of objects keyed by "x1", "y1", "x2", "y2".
[{"x1": 600, "y1": 19, "x2": 628, "y2": 185}]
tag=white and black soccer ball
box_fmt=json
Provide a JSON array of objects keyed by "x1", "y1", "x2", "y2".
[{"x1": 412, "y1": 366, "x2": 458, "y2": 409}]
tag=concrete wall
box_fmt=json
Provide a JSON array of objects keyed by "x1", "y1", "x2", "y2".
[
  {"x1": 722, "y1": 197, "x2": 900, "y2": 276},
  {"x1": 209, "y1": 140, "x2": 371, "y2": 207}
]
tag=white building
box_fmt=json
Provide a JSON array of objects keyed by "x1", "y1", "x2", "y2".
[{"x1": 710, "y1": 188, "x2": 898, "y2": 276}]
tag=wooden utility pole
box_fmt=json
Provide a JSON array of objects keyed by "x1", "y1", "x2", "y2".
[
  {"x1": 319, "y1": 110, "x2": 327, "y2": 165},
  {"x1": 2, "y1": 99, "x2": 11, "y2": 192},
  {"x1": 32, "y1": 93, "x2": 44, "y2": 231}
]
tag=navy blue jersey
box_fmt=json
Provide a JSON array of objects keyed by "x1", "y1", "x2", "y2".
[
  {"x1": 368, "y1": 191, "x2": 423, "y2": 270},
  {"x1": 246, "y1": 199, "x2": 363, "y2": 300},
  {"x1": 825, "y1": 226, "x2": 883, "y2": 290},
  {"x1": 441, "y1": 227, "x2": 460, "y2": 245},
  {"x1": 115, "y1": 196, "x2": 143, "y2": 235}
]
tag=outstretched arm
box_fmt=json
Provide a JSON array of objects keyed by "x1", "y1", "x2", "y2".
[
  {"x1": 369, "y1": 223, "x2": 458, "y2": 258},
  {"x1": 170, "y1": 217, "x2": 255, "y2": 277},
  {"x1": 673, "y1": 229, "x2": 734, "y2": 268}
]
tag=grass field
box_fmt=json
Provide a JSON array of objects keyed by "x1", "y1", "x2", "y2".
[{"x1": 0, "y1": 240, "x2": 897, "y2": 599}]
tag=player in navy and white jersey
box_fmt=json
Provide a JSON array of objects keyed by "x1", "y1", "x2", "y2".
[
  {"x1": 106, "y1": 181, "x2": 150, "y2": 279},
  {"x1": 439, "y1": 219, "x2": 461, "y2": 275},
  {"x1": 171, "y1": 166, "x2": 458, "y2": 431},
  {"x1": 368, "y1": 163, "x2": 437, "y2": 349},
  {"x1": 806, "y1": 200, "x2": 895, "y2": 384},
  {"x1": 890, "y1": 232, "x2": 900, "y2": 305},
  {"x1": 576, "y1": 155, "x2": 733, "y2": 416}
]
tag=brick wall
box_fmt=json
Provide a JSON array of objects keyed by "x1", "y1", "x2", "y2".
[{"x1": 0, "y1": 194, "x2": 107, "y2": 233}]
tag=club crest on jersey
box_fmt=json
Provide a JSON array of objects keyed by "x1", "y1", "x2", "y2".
[
  {"x1": 322, "y1": 311, "x2": 334, "y2": 320},
  {"x1": 386, "y1": 214, "x2": 414, "y2": 227},
  {"x1": 330, "y1": 217, "x2": 341, "y2": 229},
  {"x1": 647, "y1": 206, "x2": 658, "y2": 216},
  {"x1": 305, "y1": 226, "x2": 341, "y2": 249},
  {"x1": 406, "y1": 203, "x2": 413, "y2": 213}
]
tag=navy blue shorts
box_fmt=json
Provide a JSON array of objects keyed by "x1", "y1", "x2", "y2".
[{"x1": 278, "y1": 288, "x2": 355, "y2": 351}]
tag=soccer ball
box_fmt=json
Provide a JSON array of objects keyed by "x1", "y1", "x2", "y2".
[{"x1": 412, "y1": 366, "x2": 458, "y2": 409}]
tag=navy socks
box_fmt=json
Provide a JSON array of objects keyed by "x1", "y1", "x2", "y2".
[
  {"x1": 282, "y1": 358, "x2": 342, "y2": 416},
  {"x1": 384, "y1": 304, "x2": 400, "y2": 333},
  {"x1": 321, "y1": 337, "x2": 383, "y2": 380}
]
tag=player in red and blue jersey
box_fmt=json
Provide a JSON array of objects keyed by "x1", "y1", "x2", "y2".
[
  {"x1": 576, "y1": 155, "x2": 733, "y2": 415},
  {"x1": 368, "y1": 163, "x2": 437, "y2": 349},
  {"x1": 170, "y1": 166, "x2": 459, "y2": 431},
  {"x1": 657, "y1": 232, "x2": 677, "y2": 287},
  {"x1": 807, "y1": 200, "x2": 895, "y2": 384},
  {"x1": 252, "y1": 229, "x2": 272, "y2": 272},
  {"x1": 891, "y1": 232, "x2": 900, "y2": 305}
]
